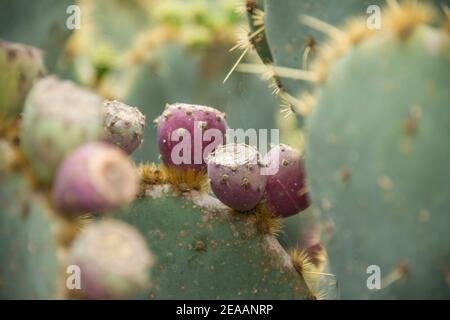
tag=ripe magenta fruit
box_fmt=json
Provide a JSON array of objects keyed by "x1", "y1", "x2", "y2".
[
  {"x1": 208, "y1": 143, "x2": 267, "y2": 211},
  {"x1": 264, "y1": 144, "x2": 310, "y2": 217},
  {"x1": 52, "y1": 142, "x2": 139, "y2": 215},
  {"x1": 156, "y1": 103, "x2": 227, "y2": 172}
]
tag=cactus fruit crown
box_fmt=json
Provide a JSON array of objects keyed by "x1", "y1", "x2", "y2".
[
  {"x1": 208, "y1": 143, "x2": 262, "y2": 168},
  {"x1": 52, "y1": 142, "x2": 139, "y2": 215},
  {"x1": 207, "y1": 143, "x2": 268, "y2": 212}
]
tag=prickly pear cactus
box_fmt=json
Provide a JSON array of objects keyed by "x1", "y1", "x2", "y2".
[
  {"x1": 0, "y1": 0, "x2": 74, "y2": 72},
  {"x1": 0, "y1": 0, "x2": 338, "y2": 301},
  {"x1": 0, "y1": 170, "x2": 58, "y2": 299},
  {"x1": 305, "y1": 3, "x2": 450, "y2": 299},
  {"x1": 113, "y1": 184, "x2": 312, "y2": 299}
]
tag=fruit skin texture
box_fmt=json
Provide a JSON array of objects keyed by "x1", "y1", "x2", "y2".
[
  {"x1": 103, "y1": 100, "x2": 146, "y2": 155},
  {"x1": 208, "y1": 143, "x2": 267, "y2": 212},
  {"x1": 264, "y1": 144, "x2": 310, "y2": 218},
  {"x1": 156, "y1": 103, "x2": 227, "y2": 172},
  {"x1": 52, "y1": 142, "x2": 139, "y2": 215},
  {"x1": 68, "y1": 219, "x2": 153, "y2": 300},
  {"x1": 0, "y1": 40, "x2": 45, "y2": 125},
  {"x1": 20, "y1": 76, "x2": 103, "y2": 183}
]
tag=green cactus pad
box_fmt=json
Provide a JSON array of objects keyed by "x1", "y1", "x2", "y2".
[
  {"x1": 113, "y1": 184, "x2": 312, "y2": 299},
  {"x1": 244, "y1": 0, "x2": 273, "y2": 64},
  {"x1": 0, "y1": 172, "x2": 58, "y2": 299},
  {"x1": 305, "y1": 25, "x2": 450, "y2": 299},
  {"x1": 0, "y1": 0, "x2": 74, "y2": 72},
  {"x1": 263, "y1": 0, "x2": 385, "y2": 96},
  {"x1": 0, "y1": 40, "x2": 45, "y2": 128}
]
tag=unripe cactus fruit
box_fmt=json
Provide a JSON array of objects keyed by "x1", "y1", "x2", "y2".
[
  {"x1": 156, "y1": 103, "x2": 227, "y2": 172},
  {"x1": 264, "y1": 144, "x2": 310, "y2": 217},
  {"x1": 68, "y1": 219, "x2": 153, "y2": 300},
  {"x1": 0, "y1": 40, "x2": 45, "y2": 125},
  {"x1": 208, "y1": 143, "x2": 267, "y2": 211},
  {"x1": 102, "y1": 100, "x2": 146, "y2": 154},
  {"x1": 52, "y1": 142, "x2": 139, "y2": 215},
  {"x1": 20, "y1": 76, "x2": 103, "y2": 183}
]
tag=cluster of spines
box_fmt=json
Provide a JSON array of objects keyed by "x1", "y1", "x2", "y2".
[{"x1": 233, "y1": 0, "x2": 450, "y2": 121}]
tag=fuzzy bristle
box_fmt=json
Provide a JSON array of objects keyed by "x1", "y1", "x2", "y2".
[
  {"x1": 161, "y1": 165, "x2": 209, "y2": 193},
  {"x1": 223, "y1": 26, "x2": 265, "y2": 83},
  {"x1": 290, "y1": 249, "x2": 317, "y2": 279},
  {"x1": 236, "y1": 0, "x2": 257, "y2": 16},
  {"x1": 293, "y1": 92, "x2": 316, "y2": 117},
  {"x1": 308, "y1": 19, "x2": 370, "y2": 84},
  {"x1": 139, "y1": 162, "x2": 209, "y2": 193},
  {"x1": 252, "y1": 9, "x2": 265, "y2": 27},
  {"x1": 280, "y1": 101, "x2": 295, "y2": 118},
  {"x1": 343, "y1": 18, "x2": 374, "y2": 45},
  {"x1": 139, "y1": 162, "x2": 167, "y2": 185},
  {"x1": 235, "y1": 0, "x2": 247, "y2": 16},
  {"x1": 53, "y1": 213, "x2": 92, "y2": 247},
  {"x1": 252, "y1": 203, "x2": 281, "y2": 236},
  {"x1": 290, "y1": 247, "x2": 337, "y2": 300},
  {"x1": 308, "y1": 0, "x2": 437, "y2": 84},
  {"x1": 278, "y1": 91, "x2": 303, "y2": 117},
  {"x1": 385, "y1": 0, "x2": 436, "y2": 39},
  {"x1": 307, "y1": 288, "x2": 328, "y2": 300},
  {"x1": 289, "y1": 248, "x2": 335, "y2": 289},
  {"x1": 308, "y1": 245, "x2": 327, "y2": 273}
]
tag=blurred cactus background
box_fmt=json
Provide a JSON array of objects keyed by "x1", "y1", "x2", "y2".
[{"x1": 0, "y1": 0, "x2": 449, "y2": 300}]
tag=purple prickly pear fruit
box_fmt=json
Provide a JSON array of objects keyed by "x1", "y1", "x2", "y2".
[
  {"x1": 102, "y1": 100, "x2": 146, "y2": 154},
  {"x1": 68, "y1": 219, "x2": 153, "y2": 300},
  {"x1": 264, "y1": 144, "x2": 310, "y2": 218},
  {"x1": 208, "y1": 143, "x2": 267, "y2": 212},
  {"x1": 156, "y1": 103, "x2": 227, "y2": 172},
  {"x1": 52, "y1": 142, "x2": 139, "y2": 215}
]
